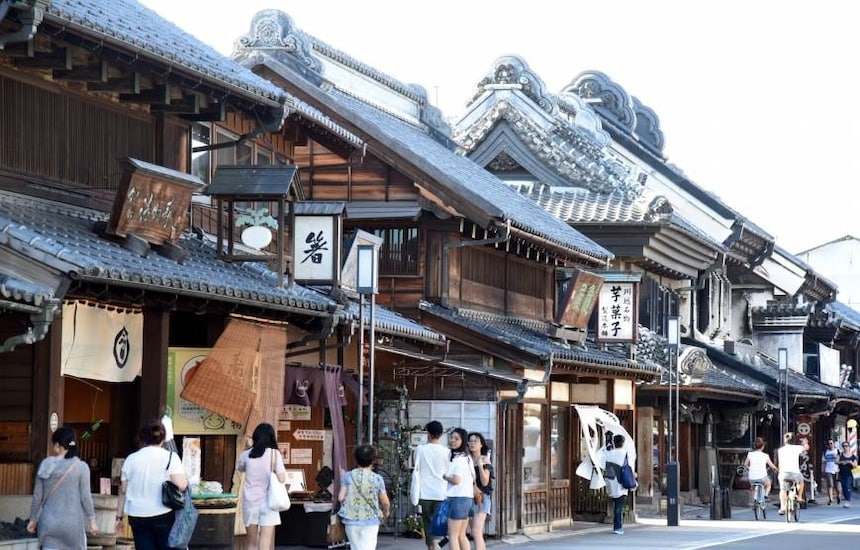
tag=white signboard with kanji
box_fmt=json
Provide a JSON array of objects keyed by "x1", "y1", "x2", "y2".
[
  {"x1": 294, "y1": 215, "x2": 336, "y2": 283},
  {"x1": 596, "y1": 282, "x2": 636, "y2": 343}
]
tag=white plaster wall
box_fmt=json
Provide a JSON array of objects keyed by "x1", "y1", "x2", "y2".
[{"x1": 798, "y1": 238, "x2": 860, "y2": 308}]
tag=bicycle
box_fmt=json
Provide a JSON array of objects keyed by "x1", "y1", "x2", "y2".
[
  {"x1": 751, "y1": 480, "x2": 767, "y2": 520},
  {"x1": 783, "y1": 478, "x2": 800, "y2": 523}
]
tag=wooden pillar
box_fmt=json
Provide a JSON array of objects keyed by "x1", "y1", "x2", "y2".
[
  {"x1": 636, "y1": 406, "x2": 655, "y2": 498},
  {"x1": 140, "y1": 307, "x2": 170, "y2": 425},
  {"x1": 31, "y1": 319, "x2": 63, "y2": 460}
]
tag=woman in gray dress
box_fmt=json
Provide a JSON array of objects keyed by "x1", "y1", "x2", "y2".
[{"x1": 27, "y1": 426, "x2": 97, "y2": 549}]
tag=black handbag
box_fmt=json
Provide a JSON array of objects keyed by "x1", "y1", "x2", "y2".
[{"x1": 162, "y1": 453, "x2": 185, "y2": 510}]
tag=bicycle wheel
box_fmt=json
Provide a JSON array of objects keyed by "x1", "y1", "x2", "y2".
[
  {"x1": 753, "y1": 486, "x2": 761, "y2": 521},
  {"x1": 754, "y1": 499, "x2": 761, "y2": 521},
  {"x1": 785, "y1": 494, "x2": 792, "y2": 523}
]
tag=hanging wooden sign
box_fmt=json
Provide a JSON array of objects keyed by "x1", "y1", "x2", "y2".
[{"x1": 106, "y1": 158, "x2": 205, "y2": 245}]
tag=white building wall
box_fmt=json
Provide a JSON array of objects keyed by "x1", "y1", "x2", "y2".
[{"x1": 797, "y1": 237, "x2": 860, "y2": 309}]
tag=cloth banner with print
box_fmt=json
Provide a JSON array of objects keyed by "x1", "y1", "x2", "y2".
[
  {"x1": 573, "y1": 405, "x2": 636, "y2": 490},
  {"x1": 61, "y1": 302, "x2": 142, "y2": 382}
]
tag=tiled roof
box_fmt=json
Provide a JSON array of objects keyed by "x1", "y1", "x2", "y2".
[
  {"x1": 824, "y1": 301, "x2": 860, "y2": 331},
  {"x1": 46, "y1": 0, "x2": 286, "y2": 105},
  {"x1": 0, "y1": 191, "x2": 335, "y2": 315},
  {"x1": 326, "y1": 90, "x2": 613, "y2": 263},
  {"x1": 231, "y1": 11, "x2": 612, "y2": 265},
  {"x1": 0, "y1": 274, "x2": 55, "y2": 308},
  {"x1": 524, "y1": 185, "x2": 726, "y2": 252},
  {"x1": 639, "y1": 340, "x2": 765, "y2": 398},
  {"x1": 703, "y1": 343, "x2": 835, "y2": 399},
  {"x1": 346, "y1": 300, "x2": 445, "y2": 346},
  {"x1": 418, "y1": 301, "x2": 659, "y2": 378}
]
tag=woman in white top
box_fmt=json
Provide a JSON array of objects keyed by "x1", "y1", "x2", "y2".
[
  {"x1": 603, "y1": 434, "x2": 635, "y2": 535},
  {"x1": 744, "y1": 436, "x2": 777, "y2": 501},
  {"x1": 117, "y1": 419, "x2": 188, "y2": 550},
  {"x1": 441, "y1": 428, "x2": 473, "y2": 550},
  {"x1": 412, "y1": 420, "x2": 450, "y2": 550},
  {"x1": 237, "y1": 423, "x2": 287, "y2": 550}
]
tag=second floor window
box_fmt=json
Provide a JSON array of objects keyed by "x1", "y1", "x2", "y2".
[{"x1": 370, "y1": 227, "x2": 419, "y2": 276}]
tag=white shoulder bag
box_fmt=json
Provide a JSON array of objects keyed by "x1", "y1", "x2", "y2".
[{"x1": 267, "y1": 449, "x2": 291, "y2": 511}]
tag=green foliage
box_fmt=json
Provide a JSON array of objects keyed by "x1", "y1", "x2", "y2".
[{"x1": 234, "y1": 207, "x2": 277, "y2": 228}]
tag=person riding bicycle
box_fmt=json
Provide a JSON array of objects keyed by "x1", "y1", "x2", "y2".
[
  {"x1": 776, "y1": 432, "x2": 807, "y2": 515},
  {"x1": 744, "y1": 436, "x2": 777, "y2": 502}
]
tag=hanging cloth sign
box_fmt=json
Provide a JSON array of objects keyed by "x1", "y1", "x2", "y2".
[{"x1": 61, "y1": 302, "x2": 143, "y2": 382}]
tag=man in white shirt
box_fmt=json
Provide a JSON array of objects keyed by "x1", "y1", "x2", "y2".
[
  {"x1": 413, "y1": 421, "x2": 450, "y2": 550},
  {"x1": 776, "y1": 432, "x2": 807, "y2": 514}
]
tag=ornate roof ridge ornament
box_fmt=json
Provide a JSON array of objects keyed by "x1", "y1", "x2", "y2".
[
  {"x1": 234, "y1": 10, "x2": 321, "y2": 74},
  {"x1": 455, "y1": 102, "x2": 640, "y2": 198},
  {"x1": 562, "y1": 71, "x2": 665, "y2": 156},
  {"x1": 470, "y1": 56, "x2": 557, "y2": 115},
  {"x1": 235, "y1": 10, "x2": 451, "y2": 141}
]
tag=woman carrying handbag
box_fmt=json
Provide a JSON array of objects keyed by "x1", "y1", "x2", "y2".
[
  {"x1": 27, "y1": 426, "x2": 97, "y2": 550},
  {"x1": 117, "y1": 419, "x2": 188, "y2": 550},
  {"x1": 237, "y1": 423, "x2": 286, "y2": 550}
]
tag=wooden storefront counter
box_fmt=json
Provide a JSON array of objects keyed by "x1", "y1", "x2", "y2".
[{"x1": 274, "y1": 502, "x2": 332, "y2": 548}]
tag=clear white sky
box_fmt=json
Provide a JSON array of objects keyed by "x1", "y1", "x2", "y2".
[{"x1": 142, "y1": 0, "x2": 860, "y2": 254}]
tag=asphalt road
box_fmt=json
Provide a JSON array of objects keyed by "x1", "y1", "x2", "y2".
[
  {"x1": 312, "y1": 502, "x2": 860, "y2": 550},
  {"x1": 498, "y1": 505, "x2": 860, "y2": 550}
]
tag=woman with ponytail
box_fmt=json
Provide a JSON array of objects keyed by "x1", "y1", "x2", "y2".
[
  {"x1": 27, "y1": 425, "x2": 97, "y2": 549},
  {"x1": 118, "y1": 419, "x2": 188, "y2": 550}
]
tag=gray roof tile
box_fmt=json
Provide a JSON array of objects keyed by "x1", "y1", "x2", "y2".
[
  {"x1": 0, "y1": 191, "x2": 334, "y2": 315},
  {"x1": 0, "y1": 274, "x2": 55, "y2": 307},
  {"x1": 419, "y1": 300, "x2": 658, "y2": 378},
  {"x1": 328, "y1": 90, "x2": 612, "y2": 263},
  {"x1": 347, "y1": 301, "x2": 445, "y2": 346},
  {"x1": 46, "y1": 0, "x2": 287, "y2": 104}
]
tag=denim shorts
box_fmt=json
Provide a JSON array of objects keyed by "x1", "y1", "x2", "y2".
[
  {"x1": 446, "y1": 497, "x2": 473, "y2": 520},
  {"x1": 470, "y1": 493, "x2": 492, "y2": 516}
]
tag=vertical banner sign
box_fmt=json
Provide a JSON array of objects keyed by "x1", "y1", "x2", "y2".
[
  {"x1": 293, "y1": 215, "x2": 336, "y2": 283},
  {"x1": 596, "y1": 282, "x2": 638, "y2": 343}
]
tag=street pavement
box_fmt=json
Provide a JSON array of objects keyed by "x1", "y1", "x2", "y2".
[{"x1": 281, "y1": 500, "x2": 860, "y2": 550}]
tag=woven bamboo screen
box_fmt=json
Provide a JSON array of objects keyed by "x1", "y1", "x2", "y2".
[
  {"x1": 180, "y1": 320, "x2": 260, "y2": 426},
  {"x1": 245, "y1": 325, "x2": 288, "y2": 434}
]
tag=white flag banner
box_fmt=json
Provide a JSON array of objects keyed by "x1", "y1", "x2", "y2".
[
  {"x1": 61, "y1": 302, "x2": 143, "y2": 382},
  {"x1": 573, "y1": 405, "x2": 636, "y2": 488}
]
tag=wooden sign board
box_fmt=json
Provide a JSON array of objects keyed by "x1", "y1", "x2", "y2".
[
  {"x1": 596, "y1": 282, "x2": 639, "y2": 343},
  {"x1": 106, "y1": 158, "x2": 205, "y2": 245},
  {"x1": 555, "y1": 269, "x2": 604, "y2": 329}
]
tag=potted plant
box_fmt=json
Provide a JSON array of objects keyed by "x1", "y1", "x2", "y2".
[{"x1": 403, "y1": 514, "x2": 424, "y2": 539}]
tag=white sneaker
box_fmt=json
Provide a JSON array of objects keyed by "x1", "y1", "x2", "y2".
[
  {"x1": 844, "y1": 502, "x2": 850, "y2": 508},
  {"x1": 613, "y1": 529, "x2": 624, "y2": 534}
]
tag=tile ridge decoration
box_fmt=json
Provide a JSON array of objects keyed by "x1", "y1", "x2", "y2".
[
  {"x1": 562, "y1": 71, "x2": 636, "y2": 133},
  {"x1": 456, "y1": 102, "x2": 639, "y2": 198},
  {"x1": 330, "y1": 88, "x2": 431, "y2": 134},
  {"x1": 234, "y1": 10, "x2": 322, "y2": 74},
  {"x1": 631, "y1": 97, "x2": 665, "y2": 153},
  {"x1": 236, "y1": 10, "x2": 451, "y2": 139},
  {"x1": 469, "y1": 56, "x2": 557, "y2": 115}
]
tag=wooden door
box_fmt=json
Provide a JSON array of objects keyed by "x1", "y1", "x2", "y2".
[{"x1": 499, "y1": 402, "x2": 522, "y2": 535}]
